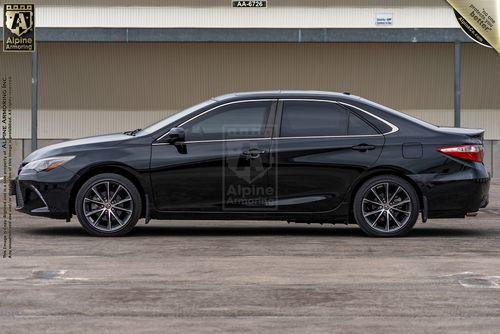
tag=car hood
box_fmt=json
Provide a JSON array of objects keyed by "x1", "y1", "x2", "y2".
[{"x1": 23, "y1": 133, "x2": 131, "y2": 163}]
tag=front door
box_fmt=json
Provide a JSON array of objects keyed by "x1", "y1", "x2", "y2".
[
  {"x1": 270, "y1": 100, "x2": 384, "y2": 212},
  {"x1": 150, "y1": 100, "x2": 276, "y2": 211}
]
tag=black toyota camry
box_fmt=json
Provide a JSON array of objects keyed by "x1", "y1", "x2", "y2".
[{"x1": 12, "y1": 91, "x2": 490, "y2": 237}]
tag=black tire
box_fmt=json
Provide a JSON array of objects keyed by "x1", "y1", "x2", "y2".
[
  {"x1": 353, "y1": 175, "x2": 419, "y2": 237},
  {"x1": 75, "y1": 173, "x2": 142, "y2": 237}
]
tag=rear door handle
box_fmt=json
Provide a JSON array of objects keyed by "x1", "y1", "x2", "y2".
[
  {"x1": 242, "y1": 148, "x2": 266, "y2": 159},
  {"x1": 351, "y1": 144, "x2": 376, "y2": 152}
]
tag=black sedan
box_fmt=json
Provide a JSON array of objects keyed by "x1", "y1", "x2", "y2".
[{"x1": 12, "y1": 91, "x2": 490, "y2": 237}]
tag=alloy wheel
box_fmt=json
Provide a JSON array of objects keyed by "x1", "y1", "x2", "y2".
[
  {"x1": 361, "y1": 182, "x2": 412, "y2": 233},
  {"x1": 82, "y1": 180, "x2": 134, "y2": 232}
]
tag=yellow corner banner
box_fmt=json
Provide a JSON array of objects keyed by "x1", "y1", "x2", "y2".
[{"x1": 447, "y1": 0, "x2": 500, "y2": 52}]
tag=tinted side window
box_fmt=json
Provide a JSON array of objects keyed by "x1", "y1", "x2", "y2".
[
  {"x1": 280, "y1": 101, "x2": 348, "y2": 137},
  {"x1": 183, "y1": 101, "x2": 273, "y2": 141},
  {"x1": 344, "y1": 104, "x2": 392, "y2": 134},
  {"x1": 348, "y1": 112, "x2": 378, "y2": 135}
]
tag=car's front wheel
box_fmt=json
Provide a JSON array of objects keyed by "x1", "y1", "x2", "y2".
[
  {"x1": 353, "y1": 175, "x2": 419, "y2": 237},
  {"x1": 75, "y1": 173, "x2": 142, "y2": 236}
]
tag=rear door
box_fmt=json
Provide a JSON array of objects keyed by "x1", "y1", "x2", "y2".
[{"x1": 269, "y1": 99, "x2": 385, "y2": 212}]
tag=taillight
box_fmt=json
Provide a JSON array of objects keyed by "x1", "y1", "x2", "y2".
[{"x1": 437, "y1": 144, "x2": 484, "y2": 163}]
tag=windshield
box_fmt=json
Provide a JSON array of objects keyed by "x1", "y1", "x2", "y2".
[{"x1": 137, "y1": 99, "x2": 217, "y2": 135}]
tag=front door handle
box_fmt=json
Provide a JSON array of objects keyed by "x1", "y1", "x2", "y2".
[
  {"x1": 351, "y1": 144, "x2": 376, "y2": 152},
  {"x1": 242, "y1": 148, "x2": 266, "y2": 159}
]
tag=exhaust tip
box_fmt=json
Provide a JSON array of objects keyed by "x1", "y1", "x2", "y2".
[{"x1": 466, "y1": 212, "x2": 479, "y2": 217}]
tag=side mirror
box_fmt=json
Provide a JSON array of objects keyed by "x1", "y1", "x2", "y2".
[{"x1": 164, "y1": 127, "x2": 185, "y2": 144}]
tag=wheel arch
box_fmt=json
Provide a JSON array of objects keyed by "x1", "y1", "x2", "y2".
[
  {"x1": 69, "y1": 164, "x2": 147, "y2": 217},
  {"x1": 347, "y1": 167, "x2": 424, "y2": 220}
]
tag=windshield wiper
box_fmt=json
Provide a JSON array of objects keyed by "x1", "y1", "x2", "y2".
[{"x1": 123, "y1": 128, "x2": 142, "y2": 136}]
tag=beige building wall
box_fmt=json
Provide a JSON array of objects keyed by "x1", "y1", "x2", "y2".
[
  {"x1": 0, "y1": 0, "x2": 457, "y2": 28},
  {"x1": 3, "y1": 42, "x2": 500, "y2": 140},
  {"x1": 0, "y1": 51, "x2": 31, "y2": 138}
]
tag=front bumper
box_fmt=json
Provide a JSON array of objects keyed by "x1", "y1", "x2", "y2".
[{"x1": 11, "y1": 167, "x2": 77, "y2": 219}]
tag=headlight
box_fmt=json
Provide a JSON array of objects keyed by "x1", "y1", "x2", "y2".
[{"x1": 23, "y1": 156, "x2": 75, "y2": 172}]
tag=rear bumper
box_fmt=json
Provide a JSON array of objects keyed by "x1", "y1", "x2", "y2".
[
  {"x1": 11, "y1": 167, "x2": 76, "y2": 219},
  {"x1": 410, "y1": 164, "x2": 490, "y2": 219},
  {"x1": 425, "y1": 178, "x2": 489, "y2": 218}
]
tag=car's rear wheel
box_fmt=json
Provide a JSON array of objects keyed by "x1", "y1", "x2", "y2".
[
  {"x1": 353, "y1": 175, "x2": 419, "y2": 237},
  {"x1": 75, "y1": 173, "x2": 142, "y2": 236}
]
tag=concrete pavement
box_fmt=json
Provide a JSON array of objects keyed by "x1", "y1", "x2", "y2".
[{"x1": 1, "y1": 183, "x2": 500, "y2": 333}]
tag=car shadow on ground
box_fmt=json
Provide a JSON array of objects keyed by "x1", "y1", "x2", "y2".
[{"x1": 25, "y1": 224, "x2": 485, "y2": 238}]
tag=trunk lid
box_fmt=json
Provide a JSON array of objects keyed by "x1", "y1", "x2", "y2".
[{"x1": 437, "y1": 127, "x2": 484, "y2": 142}]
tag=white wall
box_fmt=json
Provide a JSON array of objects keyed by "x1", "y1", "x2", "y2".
[{"x1": 0, "y1": 0, "x2": 458, "y2": 28}]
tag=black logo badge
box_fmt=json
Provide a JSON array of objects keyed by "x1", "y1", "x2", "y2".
[
  {"x1": 232, "y1": 1, "x2": 267, "y2": 8},
  {"x1": 454, "y1": 10, "x2": 491, "y2": 48},
  {"x1": 3, "y1": 4, "x2": 35, "y2": 52}
]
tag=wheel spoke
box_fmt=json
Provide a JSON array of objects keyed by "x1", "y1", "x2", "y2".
[
  {"x1": 385, "y1": 211, "x2": 390, "y2": 231},
  {"x1": 85, "y1": 208, "x2": 105, "y2": 217},
  {"x1": 84, "y1": 198, "x2": 104, "y2": 205},
  {"x1": 388, "y1": 186, "x2": 401, "y2": 204},
  {"x1": 384, "y1": 183, "x2": 389, "y2": 203},
  {"x1": 110, "y1": 210, "x2": 124, "y2": 226},
  {"x1": 112, "y1": 205, "x2": 132, "y2": 213},
  {"x1": 388, "y1": 211, "x2": 401, "y2": 227},
  {"x1": 109, "y1": 185, "x2": 123, "y2": 203},
  {"x1": 107, "y1": 210, "x2": 112, "y2": 230},
  {"x1": 371, "y1": 211, "x2": 384, "y2": 227},
  {"x1": 363, "y1": 198, "x2": 382, "y2": 206},
  {"x1": 392, "y1": 200, "x2": 410, "y2": 207},
  {"x1": 92, "y1": 209, "x2": 106, "y2": 226},
  {"x1": 364, "y1": 208, "x2": 383, "y2": 217},
  {"x1": 106, "y1": 182, "x2": 110, "y2": 201},
  {"x1": 113, "y1": 198, "x2": 131, "y2": 206},
  {"x1": 91, "y1": 187, "x2": 105, "y2": 203},
  {"x1": 371, "y1": 188, "x2": 384, "y2": 204},
  {"x1": 391, "y1": 207, "x2": 411, "y2": 214}
]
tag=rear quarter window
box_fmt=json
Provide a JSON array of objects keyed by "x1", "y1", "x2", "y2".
[
  {"x1": 344, "y1": 105, "x2": 392, "y2": 134},
  {"x1": 348, "y1": 112, "x2": 379, "y2": 135}
]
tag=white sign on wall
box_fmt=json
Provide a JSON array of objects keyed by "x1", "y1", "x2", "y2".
[{"x1": 376, "y1": 13, "x2": 393, "y2": 26}]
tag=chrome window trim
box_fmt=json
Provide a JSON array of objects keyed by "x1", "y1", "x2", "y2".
[
  {"x1": 275, "y1": 134, "x2": 382, "y2": 140},
  {"x1": 152, "y1": 137, "x2": 271, "y2": 146},
  {"x1": 277, "y1": 99, "x2": 399, "y2": 139},
  {"x1": 154, "y1": 99, "x2": 276, "y2": 144},
  {"x1": 338, "y1": 101, "x2": 399, "y2": 135},
  {"x1": 153, "y1": 97, "x2": 399, "y2": 145}
]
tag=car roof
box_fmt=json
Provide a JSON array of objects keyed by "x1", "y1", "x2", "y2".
[{"x1": 212, "y1": 90, "x2": 361, "y2": 102}]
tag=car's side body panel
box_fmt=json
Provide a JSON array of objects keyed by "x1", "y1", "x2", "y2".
[
  {"x1": 150, "y1": 139, "x2": 273, "y2": 211},
  {"x1": 269, "y1": 136, "x2": 385, "y2": 213}
]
